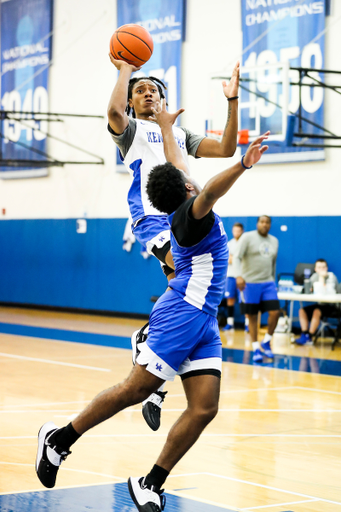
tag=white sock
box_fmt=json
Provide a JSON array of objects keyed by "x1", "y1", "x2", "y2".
[
  {"x1": 263, "y1": 333, "x2": 272, "y2": 344},
  {"x1": 227, "y1": 317, "x2": 234, "y2": 326},
  {"x1": 252, "y1": 341, "x2": 260, "y2": 350},
  {"x1": 157, "y1": 382, "x2": 166, "y2": 393},
  {"x1": 245, "y1": 317, "x2": 249, "y2": 326}
]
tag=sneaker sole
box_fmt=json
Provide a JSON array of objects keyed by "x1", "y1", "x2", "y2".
[{"x1": 142, "y1": 402, "x2": 160, "y2": 431}]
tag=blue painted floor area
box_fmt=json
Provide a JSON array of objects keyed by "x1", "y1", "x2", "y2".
[
  {"x1": 0, "y1": 482, "x2": 236, "y2": 512},
  {"x1": 222, "y1": 347, "x2": 341, "y2": 376},
  {"x1": 0, "y1": 322, "x2": 131, "y2": 349},
  {"x1": 0, "y1": 321, "x2": 340, "y2": 377}
]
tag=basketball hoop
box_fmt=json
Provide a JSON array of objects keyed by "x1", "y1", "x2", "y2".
[{"x1": 238, "y1": 129, "x2": 249, "y2": 145}]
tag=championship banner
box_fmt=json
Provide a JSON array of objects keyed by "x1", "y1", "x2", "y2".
[
  {"x1": 0, "y1": 0, "x2": 53, "y2": 178},
  {"x1": 116, "y1": 0, "x2": 186, "y2": 168},
  {"x1": 241, "y1": 0, "x2": 325, "y2": 163}
]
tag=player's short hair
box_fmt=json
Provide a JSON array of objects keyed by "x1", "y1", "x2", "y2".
[
  {"x1": 233, "y1": 222, "x2": 244, "y2": 230},
  {"x1": 146, "y1": 162, "x2": 187, "y2": 215},
  {"x1": 257, "y1": 215, "x2": 271, "y2": 223},
  {"x1": 126, "y1": 76, "x2": 167, "y2": 117},
  {"x1": 315, "y1": 258, "x2": 328, "y2": 266}
]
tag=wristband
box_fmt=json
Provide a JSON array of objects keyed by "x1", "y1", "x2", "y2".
[
  {"x1": 227, "y1": 96, "x2": 239, "y2": 101},
  {"x1": 241, "y1": 155, "x2": 252, "y2": 169}
]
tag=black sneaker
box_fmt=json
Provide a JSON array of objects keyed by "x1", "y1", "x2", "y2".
[
  {"x1": 142, "y1": 391, "x2": 168, "y2": 431},
  {"x1": 128, "y1": 476, "x2": 166, "y2": 511},
  {"x1": 36, "y1": 421, "x2": 71, "y2": 488},
  {"x1": 131, "y1": 323, "x2": 149, "y2": 365}
]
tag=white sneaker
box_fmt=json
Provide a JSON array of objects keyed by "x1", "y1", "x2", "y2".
[
  {"x1": 131, "y1": 324, "x2": 149, "y2": 365},
  {"x1": 36, "y1": 421, "x2": 71, "y2": 488},
  {"x1": 128, "y1": 476, "x2": 166, "y2": 511}
]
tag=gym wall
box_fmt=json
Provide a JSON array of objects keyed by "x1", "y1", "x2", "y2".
[{"x1": 0, "y1": 0, "x2": 340, "y2": 315}]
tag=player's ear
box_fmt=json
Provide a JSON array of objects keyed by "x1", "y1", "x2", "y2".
[{"x1": 185, "y1": 183, "x2": 194, "y2": 191}]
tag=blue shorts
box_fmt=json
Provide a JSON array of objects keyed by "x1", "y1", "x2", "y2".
[
  {"x1": 132, "y1": 216, "x2": 170, "y2": 256},
  {"x1": 239, "y1": 281, "x2": 280, "y2": 315},
  {"x1": 224, "y1": 277, "x2": 237, "y2": 299},
  {"x1": 136, "y1": 289, "x2": 222, "y2": 381}
]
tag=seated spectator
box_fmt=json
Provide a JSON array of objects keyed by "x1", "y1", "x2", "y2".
[{"x1": 296, "y1": 259, "x2": 339, "y2": 345}]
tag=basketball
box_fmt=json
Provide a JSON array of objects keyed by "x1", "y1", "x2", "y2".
[{"x1": 110, "y1": 24, "x2": 154, "y2": 67}]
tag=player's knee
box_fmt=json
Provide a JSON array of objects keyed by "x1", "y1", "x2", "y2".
[{"x1": 190, "y1": 403, "x2": 218, "y2": 426}]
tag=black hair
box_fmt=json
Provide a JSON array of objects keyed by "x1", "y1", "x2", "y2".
[
  {"x1": 257, "y1": 215, "x2": 271, "y2": 223},
  {"x1": 126, "y1": 76, "x2": 167, "y2": 117},
  {"x1": 233, "y1": 222, "x2": 244, "y2": 230},
  {"x1": 315, "y1": 258, "x2": 328, "y2": 266},
  {"x1": 146, "y1": 162, "x2": 187, "y2": 215}
]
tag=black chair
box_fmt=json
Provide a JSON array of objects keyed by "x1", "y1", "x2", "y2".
[{"x1": 278, "y1": 262, "x2": 315, "y2": 286}]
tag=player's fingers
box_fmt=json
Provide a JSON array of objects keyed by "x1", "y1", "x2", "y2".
[
  {"x1": 222, "y1": 80, "x2": 227, "y2": 87},
  {"x1": 260, "y1": 145, "x2": 269, "y2": 153},
  {"x1": 174, "y1": 108, "x2": 185, "y2": 118}
]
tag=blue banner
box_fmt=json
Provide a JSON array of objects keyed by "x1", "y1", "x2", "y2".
[
  {"x1": 0, "y1": 0, "x2": 53, "y2": 178},
  {"x1": 116, "y1": 0, "x2": 186, "y2": 168},
  {"x1": 241, "y1": 0, "x2": 325, "y2": 163}
]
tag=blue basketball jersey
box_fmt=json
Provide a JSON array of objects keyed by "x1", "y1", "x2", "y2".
[{"x1": 168, "y1": 200, "x2": 229, "y2": 317}]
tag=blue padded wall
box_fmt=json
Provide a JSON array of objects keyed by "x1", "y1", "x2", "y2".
[{"x1": 0, "y1": 216, "x2": 340, "y2": 316}]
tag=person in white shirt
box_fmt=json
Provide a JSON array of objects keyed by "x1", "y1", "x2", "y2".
[{"x1": 296, "y1": 259, "x2": 339, "y2": 345}]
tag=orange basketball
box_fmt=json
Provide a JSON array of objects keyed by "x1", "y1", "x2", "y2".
[{"x1": 110, "y1": 24, "x2": 154, "y2": 67}]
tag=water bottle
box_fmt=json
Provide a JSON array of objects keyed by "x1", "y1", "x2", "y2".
[{"x1": 304, "y1": 279, "x2": 311, "y2": 294}]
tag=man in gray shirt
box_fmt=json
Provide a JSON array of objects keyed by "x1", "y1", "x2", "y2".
[{"x1": 234, "y1": 215, "x2": 279, "y2": 363}]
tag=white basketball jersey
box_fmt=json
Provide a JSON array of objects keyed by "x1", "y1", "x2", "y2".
[{"x1": 122, "y1": 119, "x2": 191, "y2": 223}]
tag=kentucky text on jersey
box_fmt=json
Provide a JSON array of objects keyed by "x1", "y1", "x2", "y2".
[{"x1": 146, "y1": 131, "x2": 185, "y2": 149}]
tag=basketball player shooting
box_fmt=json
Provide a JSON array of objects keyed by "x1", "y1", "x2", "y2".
[
  {"x1": 106, "y1": 54, "x2": 240, "y2": 431},
  {"x1": 35, "y1": 99, "x2": 269, "y2": 511}
]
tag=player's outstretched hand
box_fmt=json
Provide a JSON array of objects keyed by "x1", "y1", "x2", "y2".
[
  {"x1": 149, "y1": 98, "x2": 185, "y2": 128},
  {"x1": 108, "y1": 53, "x2": 141, "y2": 72},
  {"x1": 243, "y1": 131, "x2": 270, "y2": 167},
  {"x1": 222, "y1": 61, "x2": 240, "y2": 99}
]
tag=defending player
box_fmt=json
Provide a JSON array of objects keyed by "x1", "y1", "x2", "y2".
[
  {"x1": 36, "y1": 101, "x2": 269, "y2": 511},
  {"x1": 107, "y1": 56, "x2": 240, "y2": 429}
]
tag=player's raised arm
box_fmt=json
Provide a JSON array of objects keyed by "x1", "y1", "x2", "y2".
[
  {"x1": 192, "y1": 132, "x2": 270, "y2": 220},
  {"x1": 150, "y1": 99, "x2": 188, "y2": 175},
  {"x1": 107, "y1": 56, "x2": 141, "y2": 135},
  {"x1": 196, "y1": 61, "x2": 240, "y2": 159}
]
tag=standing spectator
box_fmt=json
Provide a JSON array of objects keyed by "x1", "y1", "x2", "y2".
[
  {"x1": 221, "y1": 222, "x2": 246, "y2": 331},
  {"x1": 234, "y1": 216, "x2": 279, "y2": 363},
  {"x1": 296, "y1": 259, "x2": 339, "y2": 345}
]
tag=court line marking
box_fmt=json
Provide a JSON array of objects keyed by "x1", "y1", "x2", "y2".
[
  {"x1": 2, "y1": 433, "x2": 341, "y2": 440},
  {"x1": 170, "y1": 386, "x2": 297, "y2": 397},
  {"x1": 204, "y1": 472, "x2": 341, "y2": 506},
  {"x1": 0, "y1": 461, "x2": 124, "y2": 481},
  {"x1": 0, "y1": 352, "x2": 111, "y2": 372},
  {"x1": 240, "y1": 498, "x2": 319, "y2": 510},
  {"x1": 0, "y1": 400, "x2": 90, "y2": 409},
  {"x1": 0, "y1": 388, "x2": 296, "y2": 408},
  {"x1": 3, "y1": 408, "x2": 341, "y2": 414},
  {"x1": 294, "y1": 386, "x2": 341, "y2": 395}
]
